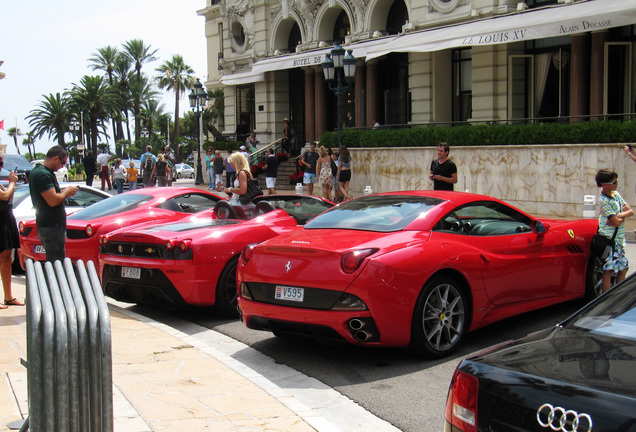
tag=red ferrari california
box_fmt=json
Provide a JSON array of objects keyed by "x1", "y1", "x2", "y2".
[
  {"x1": 98, "y1": 195, "x2": 334, "y2": 315},
  {"x1": 18, "y1": 187, "x2": 222, "y2": 271},
  {"x1": 237, "y1": 191, "x2": 602, "y2": 357}
]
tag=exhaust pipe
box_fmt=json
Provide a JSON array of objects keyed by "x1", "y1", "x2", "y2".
[
  {"x1": 349, "y1": 318, "x2": 366, "y2": 331},
  {"x1": 354, "y1": 330, "x2": 372, "y2": 342}
]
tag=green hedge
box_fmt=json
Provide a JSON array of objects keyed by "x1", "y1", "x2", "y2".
[{"x1": 318, "y1": 120, "x2": 636, "y2": 148}]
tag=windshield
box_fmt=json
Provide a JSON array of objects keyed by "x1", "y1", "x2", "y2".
[
  {"x1": 69, "y1": 193, "x2": 153, "y2": 220},
  {"x1": 3, "y1": 155, "x2": 32, "y2": 170},
  {"x1": 12, "y1": 185, "x2": 32, "y2": 207},
  {"x1": 565, "y1": 280, "x2": 636, "y2": 342},
  {"x1": 305, "y1": 195, "x2": 444, "y2": 232}
]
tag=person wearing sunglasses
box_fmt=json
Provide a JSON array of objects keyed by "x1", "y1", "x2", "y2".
[
  {"x1": 29, "y1": 145, "x2": 79, "y2": 262},
  {"x1": 0, "y1": 155, "x2": 23, "y2": 308},
  {"x1": 595, "y1": 168, "x2": 634, "y2": 293}
]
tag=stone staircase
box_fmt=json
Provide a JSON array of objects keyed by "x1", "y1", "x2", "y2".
[{"x1": 255, "y1": 156, "x2": 301, "y2": 192}]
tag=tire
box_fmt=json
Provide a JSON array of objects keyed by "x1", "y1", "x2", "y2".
[
  {"x1": 177, "y1": 173, "x2": 182, "y2": 179},
  {"x1": 215, "y1": 256, "x2": 240, "y2": 317},
  {"x1": 189, "y1": 173, "x2": 194, "y2": 179},
  {"x1": 411, "y1": 276, "x2": 468, "y2": 358},
  {"x1": 584, "y1": 254, "x2": 614, "y2": 301},
  {"x1": 63, "y1": 175, "x2": 68, "y2": 182}
]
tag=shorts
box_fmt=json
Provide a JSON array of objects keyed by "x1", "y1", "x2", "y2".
[
  {"x1": 266, "y1": 177, "x2": 277, "y2": 188},
  {"x1": 303, "y1": 173, "x2": 317, "y2": 184},
  {"x1": 339, "y1": 169, "x2": 351, "y2": 183},
  {"x1": 603, "y1": 243, "x2": 629, "y2": 273},
  {"x1": 215, "y1": 174, "x2": 222, "y2": 184}
]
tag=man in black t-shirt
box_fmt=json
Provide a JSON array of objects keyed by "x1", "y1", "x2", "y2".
[
  {"x1": 429, "y1": 143, "x2": 458, "y2": 191},
  {"x1": 300, "y1": 143, "x2": 319, "y2": 195},
  {"x1": 263, "y1": 148, "x2": 279, "y2": 195}
]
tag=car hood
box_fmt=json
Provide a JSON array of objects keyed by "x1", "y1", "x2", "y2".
[{"x1": 468, "y1": 326, "x2": 636, "y2": 397}]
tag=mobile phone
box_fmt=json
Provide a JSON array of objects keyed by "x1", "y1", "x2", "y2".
[{"x1": 14, "y1": 166, "x2": 18, "y2": 172}]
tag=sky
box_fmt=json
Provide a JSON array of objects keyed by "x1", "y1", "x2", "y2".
[{"x1": 0, "y1": 0, "x2": 209, "y2": 155}]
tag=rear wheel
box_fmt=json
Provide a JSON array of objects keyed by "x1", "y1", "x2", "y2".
[
  {"x1": 177, "y1": 173, "x2": 182, "y2": 179},
  {"x1": 585, "y1": 254, "x2": 613, "y2": 301},
  {"x1": 189, "y1": 173, "x2": 194, "y2": 179},
  {"x1": 411, "y1": 276, "x2": 467, "y2": 358},
  {"x1": 215, "y1": 256, "x2": 240, "y2": 317}
]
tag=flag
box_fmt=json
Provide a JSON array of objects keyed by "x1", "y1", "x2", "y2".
[{"x1": 0, "y1": 119, "x2": 4, "y2": 130}]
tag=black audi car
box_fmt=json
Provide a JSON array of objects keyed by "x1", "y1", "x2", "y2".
[{"x1": 445, "y1": 274, "x2": 636, "y2": 432}]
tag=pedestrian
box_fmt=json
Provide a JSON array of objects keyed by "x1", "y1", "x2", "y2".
[
  {"x1": 29, "y1": 145, "x2": 79, "y2": 262},
  {"x1": 246, "y1": 132, "x2": 259, "y2": 164},
  {"x1": 316, "y1": 145, "x2": 333, "y2": 200},
  {"x1": 336, "y1": 145, "x2": 352, "y2": 201},
  {"x1": 83, "y1": 150, "x2": 97, "y2": 187},
  {"x1": 127, "y1": 161, "x2": 138, "y2": 190},
  {"x1": 282, "y1": 118, "x2": 296, "y2": 154},
  {"x1": 140, "y1": 145, "x2": 157, "y2": 188},
  {"x1": 224, "y1": 152, "x2": 253, "y2": 204},
  {"x1": 96, "y1": 149, "x2": 112, "y2": 191},
  {"x1": 329, "y1": 148, "x2": 341, "y2": 202},
  {"x1": 0, "y1": 155, "x2": 23, "y2": 308},
  {"x1": 111, "y1": 158, "x2": 127, "y2": 194},
  {"x1": 236, "y1": 119, "x2": 250, "y2": 143},
  {"x1": 153, "y1": 154, "x2": 169, "y2": 187},
  {"x1": 240, "y1": 145, "x2": 251, "y2": 167},
  {"x1": 346, "y1": 112, "x2": 355, "y2": 128},
  {"x1": 300, "y1": 142, "x2": 319, "y2": 195},
  {"x1": 595, "y1": 169, "x2": 634, "y2": 292},
  {"x1": 225, "y1": 149, "x2": 235, "y2": 188},
  {"x1": 213, "y1": 150, "x2": 225, "y2": 191},
  {"x1": 429, "y1": 142, "x2": 458, "y2": 191},
  {"x1": 205, "y1": 148, "x2": 214, "y2": 189},
  {"x1": 164, "y1": 146, "x2": 176, "y2": 186},
  {"x1": 263, "y1": 148, "x2": 278, "y2": 195}
]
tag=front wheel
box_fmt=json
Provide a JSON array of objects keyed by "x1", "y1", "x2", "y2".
[
  {"x1": 189, "y1": 173, "x2": 194, "y2": 179},
  {"x1": 215, "y1": 256, "x2": 240, "y2": 317},
  {"x1": 411, "y1": 276, "x2": 468, "y2": 358},
  {"x1": 176, "y1": 173, "x2": 182, "y2": 179}
]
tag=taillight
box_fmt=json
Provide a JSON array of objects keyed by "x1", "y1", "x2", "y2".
[
  {"x1": 445, "y1": 369, "x2": 478, "y2": 432},
  {"x1": 98, "y1": 235, "x2": 110, "y2": 246},
  {"x1": 341, "y1": 248, "x2": 378, "y2": 274},
  {"x1": 241, "y1": 244, "x2": 255, "y2": 265},
  {"x1": 19, "y1": 221, "x2": 25, "y2": 233},
  {"x1": 165, "y1": 240, "x2": 175, "y2": 251},
  {"x1": 177, "y1": 240, "x2": 191, "y2": 253},
  {"x1": 86, "y1": 224, "x2": 95, "y2": 236}
]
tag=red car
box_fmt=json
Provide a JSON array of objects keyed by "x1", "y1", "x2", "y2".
[
  {"x1": 237, "y1": 191, "x2": 602, "y2": 357},
  {"x1": 98, "y1": 195, "x2": 334, "y2": 315},
  {"x1": 18, "y1": 187, "x2": 223, "y2": 271}
]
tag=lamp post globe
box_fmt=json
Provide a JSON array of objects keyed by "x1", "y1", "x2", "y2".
[
  {"x1": 190, "y1": 78, "x2": 207, "y2": 185},
  {"x1": 321, "y1": 45, "x2": 356, "y2": 149}
]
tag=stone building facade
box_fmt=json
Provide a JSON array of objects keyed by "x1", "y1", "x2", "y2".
[{"x1": 198, "y1": 0, "x2": 636, "y2": 153}]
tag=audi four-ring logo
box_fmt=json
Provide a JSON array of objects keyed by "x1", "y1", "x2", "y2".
[{"x1": 537, "y1": 403, "x2": 593, "y2": 432}]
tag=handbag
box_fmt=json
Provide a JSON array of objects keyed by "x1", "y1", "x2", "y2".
[
  {"x1": 238, "y1": 170, "x2": 263, "y2": 204},
  {"x1": 590, "y1": 228, "x2": 618, "y2": 260}
]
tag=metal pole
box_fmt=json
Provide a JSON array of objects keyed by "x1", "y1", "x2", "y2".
[
  {"x1": 336, "y1": 70, "x2": 343, "y2": 148},
  {"x1": 195, "y1": 111, "x2": 204, "y2": 185}
]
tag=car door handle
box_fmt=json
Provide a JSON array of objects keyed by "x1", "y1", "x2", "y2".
[{"x1": 480, "y1": 254, "x2": 490, "y2": 264}]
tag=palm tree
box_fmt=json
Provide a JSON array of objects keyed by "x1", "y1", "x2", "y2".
[
  {"x1": 155, "y1": 54, "x2": 194, "y2": 160},
  {"x1": 112, "y1": 53, "x2": 134, "y2": 141},
  {"x1": 27, "y1": 92, "x2": 71, "y2": 148},
  {"x1": 22, "y1": 131, "x2": 35, "y2": 159},
  {"x1": 6, "y1": 127, "x2": 22, "y2": 154},
  {"x1": 89, "y1": 46, "x2": 120, "y2": 141},
  {"x1": 123, "y1": 39, "x2": 158, "y2": 141},
  {"x1": 67, "y1": 75, "x2": 118, "y2": 156}
]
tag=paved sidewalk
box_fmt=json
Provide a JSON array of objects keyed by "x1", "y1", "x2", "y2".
[{"x1": 1, "y1": 275, "x2": 398, "y2": 432}]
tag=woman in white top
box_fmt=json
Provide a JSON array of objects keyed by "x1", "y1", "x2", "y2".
[
  {"x1": 111, "y1": 158, "x2": 127, "y2": 194},
  {"x1": 225, "y1": 152, "x2": 253, "y2": 205}
]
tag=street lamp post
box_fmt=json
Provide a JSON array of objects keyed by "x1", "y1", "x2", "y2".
[
  {"x1": 140, "y1": 129, "x2": 149, "y2": 160},
  {"x1": 189, "y1": 78, "x2": 208, "y2": 185},
  {"x1": 69, "y1": 118, "x2": 81, "y2": 162},
  {"x1": 321, "y1": 44, "x2": 356, "y2": 148}
]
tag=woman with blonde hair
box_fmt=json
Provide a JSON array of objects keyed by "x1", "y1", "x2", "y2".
[
  {"x1": 316, "y1": 145, "x2": 333, "y2": 200},
  {"x1": 127, "y1": 161, "x2": 138, "y2": 190},
  {"x1": 111, "y1": 158, "x2": 127, "y2": 194},
  {"x1": 225, "y1": 152, "x2": 254, "y2": 204},
  {"x1": 152, "y1": 154, "x2": 169, "y2": 187}
]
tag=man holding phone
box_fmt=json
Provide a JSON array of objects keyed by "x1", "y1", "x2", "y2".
[{"x1": 29, "y1": 145, "x2": 78, "y2": 262}]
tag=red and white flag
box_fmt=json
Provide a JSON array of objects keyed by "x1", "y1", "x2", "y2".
[{"x1": 0, "y1": 120, "x2": 4, "y2": 130}]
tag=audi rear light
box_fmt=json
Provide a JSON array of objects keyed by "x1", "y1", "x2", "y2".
[
  {"x1": 445, "y1": 369, "x2": 478, "y2": 432},
  {"x1": 341, "y1": 248, "x2": 379, "y2": 274},
  {"x1": 177, "y1": 239, "x2": 191, "y2": 253},
  {"x1": 241, "y1": 244, "x2": 256, "y2": 265}
]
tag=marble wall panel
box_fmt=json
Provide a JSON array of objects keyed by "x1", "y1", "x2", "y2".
[{"x1": 344, "y1": 144, "x2": 636, "y2": 217}]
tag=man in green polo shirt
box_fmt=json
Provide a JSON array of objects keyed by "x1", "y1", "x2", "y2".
[{"x1": 29, "y1": 145, "x2": 79, "y2": 262}]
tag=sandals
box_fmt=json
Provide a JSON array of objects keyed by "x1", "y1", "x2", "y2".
[
  {"x1": 4, "y1": 298, "x2": 24, "y2": 306},
  {"x1": 0, "y1": 304, "x2": 6, "y2": 309}
]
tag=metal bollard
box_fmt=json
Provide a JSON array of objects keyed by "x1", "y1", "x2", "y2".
[{"x1": 24, "y1": 258, "x2": 113, "y2": 432}]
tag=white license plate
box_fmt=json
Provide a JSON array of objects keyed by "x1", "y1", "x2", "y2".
[
  {"x1": 34, "y1": 245, "x2": 46, "y2": 254},
  {"x1": 275, "y1": 285, "x2": 304, "y2": 302},
  {"x1": 121, "y1": 266, "x2": 141, "y2": 279}
]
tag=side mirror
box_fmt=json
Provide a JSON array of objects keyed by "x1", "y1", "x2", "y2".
[{"x1": 531, "y1": 220, "x2": 549, "y2": 235}]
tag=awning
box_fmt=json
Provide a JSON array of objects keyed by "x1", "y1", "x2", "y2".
[
  {"x1": 366, "y1": 0, "x2": 636, "y2": 60},
  {"x1": 219, "y1": 70, "x2": 265, "y2": 85},
  {"x1": 219, "y1": 37, "x2": 396, "y2": 85}
]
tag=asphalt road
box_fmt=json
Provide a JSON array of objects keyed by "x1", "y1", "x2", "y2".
[{"x1": 123, "y1": 241, "x2": 636, "y2": 432}]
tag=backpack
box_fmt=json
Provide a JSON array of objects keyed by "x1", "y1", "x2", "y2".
[{"x1": 144, "y1": 153, "x2": 154, "y2": 171}]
